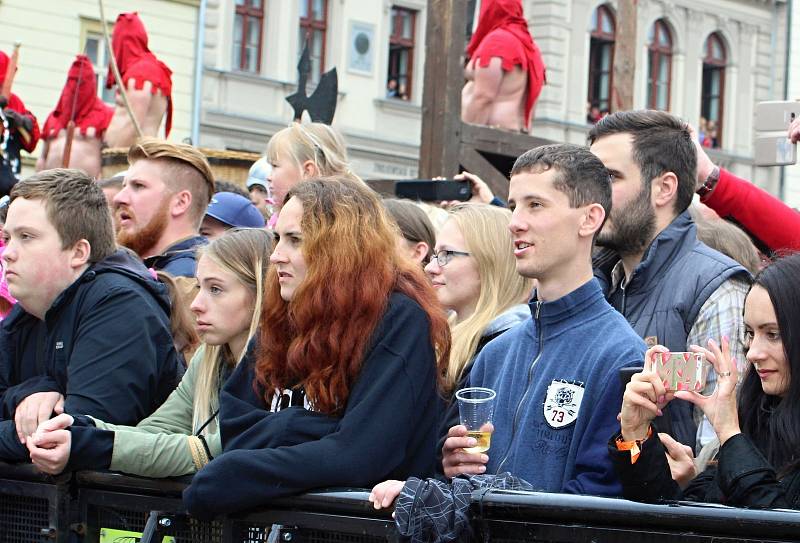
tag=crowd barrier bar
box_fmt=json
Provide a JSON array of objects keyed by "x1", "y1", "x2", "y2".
[{"x1": 2, "y1": 462, "x2": 800, "y2": 542}]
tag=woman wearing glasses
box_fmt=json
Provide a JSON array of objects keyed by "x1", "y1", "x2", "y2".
[
  {"x1": 425, "y1": 204, "x2": 533, "y2": 448},
  {"x1": 266, "y1": 122, "x2": 363, "y2": 210},
  {"x1": 183, "y1": 177, "x2": 450, "y2": 518}
]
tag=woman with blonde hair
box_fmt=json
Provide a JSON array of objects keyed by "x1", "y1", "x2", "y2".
[
  {"x1": 266, "y1": 122, "x2": 362, "y2": 209},
  {"x1": 426, "y1": 203, "x2": 534, "y2": 395},
  {"x1": 27, "y1": 228, "x2": 272, "y2": 477}
]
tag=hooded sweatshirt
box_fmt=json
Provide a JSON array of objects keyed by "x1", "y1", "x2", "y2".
[
  {"x1": 42, "y1": 55, "x2": 114, "y2": 140},
  {"x1": 107, "y1": 12, "x2": 173, "y2": 137},
  {"x1": 0, "y1": 249, "x2": 183, "y2": 461},
  {"x1": 467, "y1": 279, "x2": 645, "y2": 497},
  {"x1": 466, "y1": 0, "x2": 546, "y2": 128}
]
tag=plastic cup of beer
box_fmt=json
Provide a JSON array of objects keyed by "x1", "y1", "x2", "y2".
[{"x1": 455, "y1": 387, "x2": 496, "y2": 454}]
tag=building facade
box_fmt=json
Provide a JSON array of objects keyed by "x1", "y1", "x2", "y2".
[{"x1": 0, "y1": 0, "x2": 199, "y2": 173}]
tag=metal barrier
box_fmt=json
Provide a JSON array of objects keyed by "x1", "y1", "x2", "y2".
[{"x1": 2, "y1": 462, "x2": 800, "y2": 542}]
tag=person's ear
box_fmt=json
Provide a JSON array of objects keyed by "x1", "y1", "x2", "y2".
[
  {"x1": 69, "y1": 239, "x2": 91, "y2": 269},
  {"x1": 170, "y1": 190, "x2": 193, "y2": 218},
  {"x1": 652, "y1": 171, "x2": 679, "y2": 209},
  {"x1": 301, "y1": 160, "x2": 319, "y2": 179},
  {"x1": 579, "y1": 203, "x2": 606, "y2": 239},
  {"x1": 410, "y1": 241, "x2": 430, "y2": 265}
]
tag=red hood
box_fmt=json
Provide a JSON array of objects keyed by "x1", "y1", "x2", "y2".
[
  {"x1": 465, "y1": 0, "x2": 546, "y2": 128},
  {"x1": 105, "y1": 12, "x2": 173, "y2": 137},
  {"x1": 42, "y1": 55, "x2": 113, "y2": 139}
]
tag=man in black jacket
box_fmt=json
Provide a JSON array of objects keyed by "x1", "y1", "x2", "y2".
[{"x1": 0, "y1": 168, "x2": 182, "y2": 461}]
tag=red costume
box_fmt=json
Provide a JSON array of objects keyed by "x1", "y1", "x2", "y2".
[
  {"x1": 0, "y1": 51, "x2": 40, "y2": 153},
  {"x1": 106, "y1": 12, "x2": 173, "y2": 137},
  {"x1": 42, "y1": 55, "x2": 114, "y2": 140},
  {"x1": 466, "y1": 0, "x2": 546, "y2": 128}
]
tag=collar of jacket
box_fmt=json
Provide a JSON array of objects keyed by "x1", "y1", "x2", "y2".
[
  {"x1": 624, "y1": 210, "x2": 697, "y2": 293},
  {"x1": 144, "y1": 235, "x2": 207, "y2": 264},
  {"x1": 527, "y1": 278, "x2": 607, "y2": 333}
]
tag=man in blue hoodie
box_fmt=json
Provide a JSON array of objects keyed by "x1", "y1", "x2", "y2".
[
  {"x1": 0, "y1": 168, "x2": 182, "y2": 461},
  {"x1": 441, "y1": 144, "x2": 645, "y2": 496}
]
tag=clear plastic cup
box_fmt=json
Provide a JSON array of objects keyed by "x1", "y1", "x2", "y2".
[{"x1": 455, "y1": 387, "x2": 496, "y2": 454}]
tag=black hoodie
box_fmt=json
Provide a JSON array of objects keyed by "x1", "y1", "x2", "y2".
[{"x1": 0, "y1": 249, "x2": 183, "y2": 460}]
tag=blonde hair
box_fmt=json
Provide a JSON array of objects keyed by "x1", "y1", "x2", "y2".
[
  {"x1": 266, "y1": 122, "x2": 362, "y2": 189},
  {"x1": 192, "y1": 228, "x2": 273, "y2": 434},
  {"x1": 128, "y1": 138, "x2": 215, "y2": 227},
  {"x1": 445, "y1": 204, "x2": 534, "y2": 391}
]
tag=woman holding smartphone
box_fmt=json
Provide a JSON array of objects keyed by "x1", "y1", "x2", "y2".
[
  {"x1": 27, "y1": 228, "x2": 272, "y2": 477},
  {"x1": 183, "y1": 178, "x2": 450, "y2": 518},
  {"x1": 611, "y1": 253, "x2": 800, "y2": 508}
]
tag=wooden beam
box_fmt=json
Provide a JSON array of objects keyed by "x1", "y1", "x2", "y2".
[
  {"x1": 458, "y1": 146, "x2": 510, "y2": 200},
  {"x1": 461, "y1": 122, "x2": 552, "y2": 158},
  {"x1": 612, "y1": 0, "x2": 637, "y2": 111},
  {"x1": 418, "y1": 0, "x2": 467, "y2": 179}
]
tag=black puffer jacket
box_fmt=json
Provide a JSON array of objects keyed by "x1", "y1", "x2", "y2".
[{"x1": 0, "y1": 249, "x2": 183, "y2": 461}]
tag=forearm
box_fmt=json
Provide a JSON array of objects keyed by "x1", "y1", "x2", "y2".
[
  {"x1": 703, "y1": 169, "x2": 800, "y2": 252},
  {"x1": 109, "y1": 427, "x2": 218, "y2": 478},
  {"x1": 717, "y1": 433, "x2": 792, "y2": 508}
]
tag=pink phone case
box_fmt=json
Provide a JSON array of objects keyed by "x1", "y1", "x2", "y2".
[{"x1": 653, "y1": 352, "x2": 709, "y2": 392}]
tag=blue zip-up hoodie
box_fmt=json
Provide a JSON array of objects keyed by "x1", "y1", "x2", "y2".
[{"x1": 468, "y1": 278, "x2": 645, "y2": 497}]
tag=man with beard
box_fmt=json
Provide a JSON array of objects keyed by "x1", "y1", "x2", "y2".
[
  {"x1": 114, "y1": 139, "x2": 214, "y2": 277},
  {"x1": 588, "y1": 110, "x2": 750, "y2": 451}
]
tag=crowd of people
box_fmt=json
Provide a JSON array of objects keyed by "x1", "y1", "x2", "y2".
[{"x1": 0, "y1": 104, "x2": 799, "y2": 540}]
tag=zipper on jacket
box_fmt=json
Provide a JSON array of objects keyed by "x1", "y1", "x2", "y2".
[
  {"x1": 495, "y1": 301, "x2": 544, "y2": 474},
  {"x1": 620, "y1": 281, "x2": 627, "y2": 316}
]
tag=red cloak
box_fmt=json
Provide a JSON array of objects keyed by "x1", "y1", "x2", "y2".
[
  {"x1": 106, "y1": 12, "x2": 173, "y2": 137},
  {"x1": 0, "y1": 51, "x2": 40, "y2": 153},
  {"x1": 466, "y1": 0, "x2": 546, "y2": 128},
  {"x1": 42, "y1": 55, "x2": 114, "y2": 140}
]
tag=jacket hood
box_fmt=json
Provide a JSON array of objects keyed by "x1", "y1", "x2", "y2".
[{"x1": 484, "y1": 303, "x2": 529, "y2": 337}]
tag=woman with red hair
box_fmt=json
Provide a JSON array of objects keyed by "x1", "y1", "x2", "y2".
[{"x1": 184, "y1": 177, "x2": 450, "y2": 518}]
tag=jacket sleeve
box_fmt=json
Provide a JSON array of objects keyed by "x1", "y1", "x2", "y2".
[
  {"x1": 716, "y1": 432, "x2": 794, "y2": 508},
  {"x1": 702, "y1": 168, "x2": 800, "y2": 253},
  {"x1": 90, "y1": 350, "x2": 220, "y2": 478},
  {"x1": 0, "y1": 419, "x2": 29, "y2": 461},
  {"x1": 183, "y1": 302, "x2": 438, "y2": 519},
  {"x1": 6, "y1": 94, "x2": 40, "y2": 153},
  {"x1": 0, "y1": 376, "x2": 61, "y2": 421},
  {"x1": 62, "y1": 284, "x2": 176, "y2": 425},
  {"x1": 562, "y1": 356, "x2": 642, "y2": 497}
]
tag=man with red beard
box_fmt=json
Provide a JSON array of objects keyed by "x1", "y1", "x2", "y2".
[
  {"x1": 462, "y1": 0, "x2": 546, "y2": 132},
  {"x1": 0, "y1": 50, "x2": 40, "y2": 195},
  {"x1": 104, "y1": 12, "x2": 172, "y2": 148},
  {"x1": 114, "y1": 139, "x2": 214, "y2": 277},
  {"x1": 36, "y1": 55, "x2": 114, "y2": 178}
]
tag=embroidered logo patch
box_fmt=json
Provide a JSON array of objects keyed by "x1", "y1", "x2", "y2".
[{"x1": 544, "y1": 380, "x2": 584, "y2": 428}]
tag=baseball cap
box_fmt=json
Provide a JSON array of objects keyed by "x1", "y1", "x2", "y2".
[
  {"x1": 246, "y1": 157, "x2": 271, "y2": 191},
  {"x1": 205, "y1": 192, "x2": 266, "y2": 228}
]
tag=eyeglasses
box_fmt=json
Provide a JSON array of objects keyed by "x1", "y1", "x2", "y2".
[{"x1": 432, "y1": 249, "x2": 471, "y2": 267}]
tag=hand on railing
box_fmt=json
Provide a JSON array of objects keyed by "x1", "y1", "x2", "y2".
[
  {"x1": 14, "y1": 391, "x2": 64, "y2": 444},
  {"x1": 369, "y1": 480, "x2": 404, "y2": 516}
]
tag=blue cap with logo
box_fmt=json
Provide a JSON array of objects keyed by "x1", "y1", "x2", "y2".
[{"x1": 205, "y1": 192, "x2": 266, "y2": 228}]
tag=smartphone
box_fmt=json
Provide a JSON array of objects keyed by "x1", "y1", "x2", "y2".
[
  {"x1": 618, "y1": 367, "x2": 642, "y2": 388},
  {"x1": 754, "y1": 135, "x2": 797, "y2": 166},
  {"x1": 651, "y1": 352, "x2": 709, "y2": 392},
  {"x1": 394, "y1": 180, "x2": 471, "y2": 202},
  {"x1": 754, "y1": 101, "x2": 800, "y2": 132}
]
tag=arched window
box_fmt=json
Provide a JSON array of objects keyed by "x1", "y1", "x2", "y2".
[
  {"x1": 646, "y1": 20, "x2": 672, "y2": 111},
  {"x1": 700, "y1": 33, "x2": 726, "y2": 149},
  {"x1": 587, "y1": 5, "x2": 615, "y2": 118}
]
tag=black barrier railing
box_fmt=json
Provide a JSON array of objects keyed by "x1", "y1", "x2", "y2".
[{"x1": 2, "y1": 462, "x2": 800, "y2": 543}]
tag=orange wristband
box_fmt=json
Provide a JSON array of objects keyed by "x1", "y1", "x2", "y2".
[{"x1": 616, "y1": 426, "x2": 653, "y2": 464}]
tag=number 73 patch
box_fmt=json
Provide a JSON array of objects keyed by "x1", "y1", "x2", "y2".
[{"x1": 544, "y1": 380, "x2": 585, "y2": 429}]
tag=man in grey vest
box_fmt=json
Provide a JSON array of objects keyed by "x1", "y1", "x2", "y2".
[{"x1": 588, "y1": 110, "x2": 751, "y2": 452}]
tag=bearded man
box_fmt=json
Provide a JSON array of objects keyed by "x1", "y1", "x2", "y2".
[
  {"x1": 113, "y1": 139, "x2": 214, "y2": 277},
  {"x1": 104, "y1": 12, "x2": 173, "y2": 148},
  {"x1": 36, "y1": 55, "x2": 114, "y2": 178},
  {"x1": 462, "y1": 0, "x2": 546, "y2": 132}
]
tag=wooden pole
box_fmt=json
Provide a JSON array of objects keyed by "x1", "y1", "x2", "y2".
[
  {"x1": 612, "y1": 0, "x2": 637, "y2": 111},
  {"x1": 418, "y1": 0, "x2": 467, "y2": 179}
]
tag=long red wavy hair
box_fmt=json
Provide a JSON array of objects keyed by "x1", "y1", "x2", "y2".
[{"x1": 256, "y1": 178, "x2": 450, "y2": 415}]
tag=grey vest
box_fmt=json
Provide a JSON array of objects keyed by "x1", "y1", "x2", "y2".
[{"x1": 597, "y1": 211, "x2": 750, "y2": 449}]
